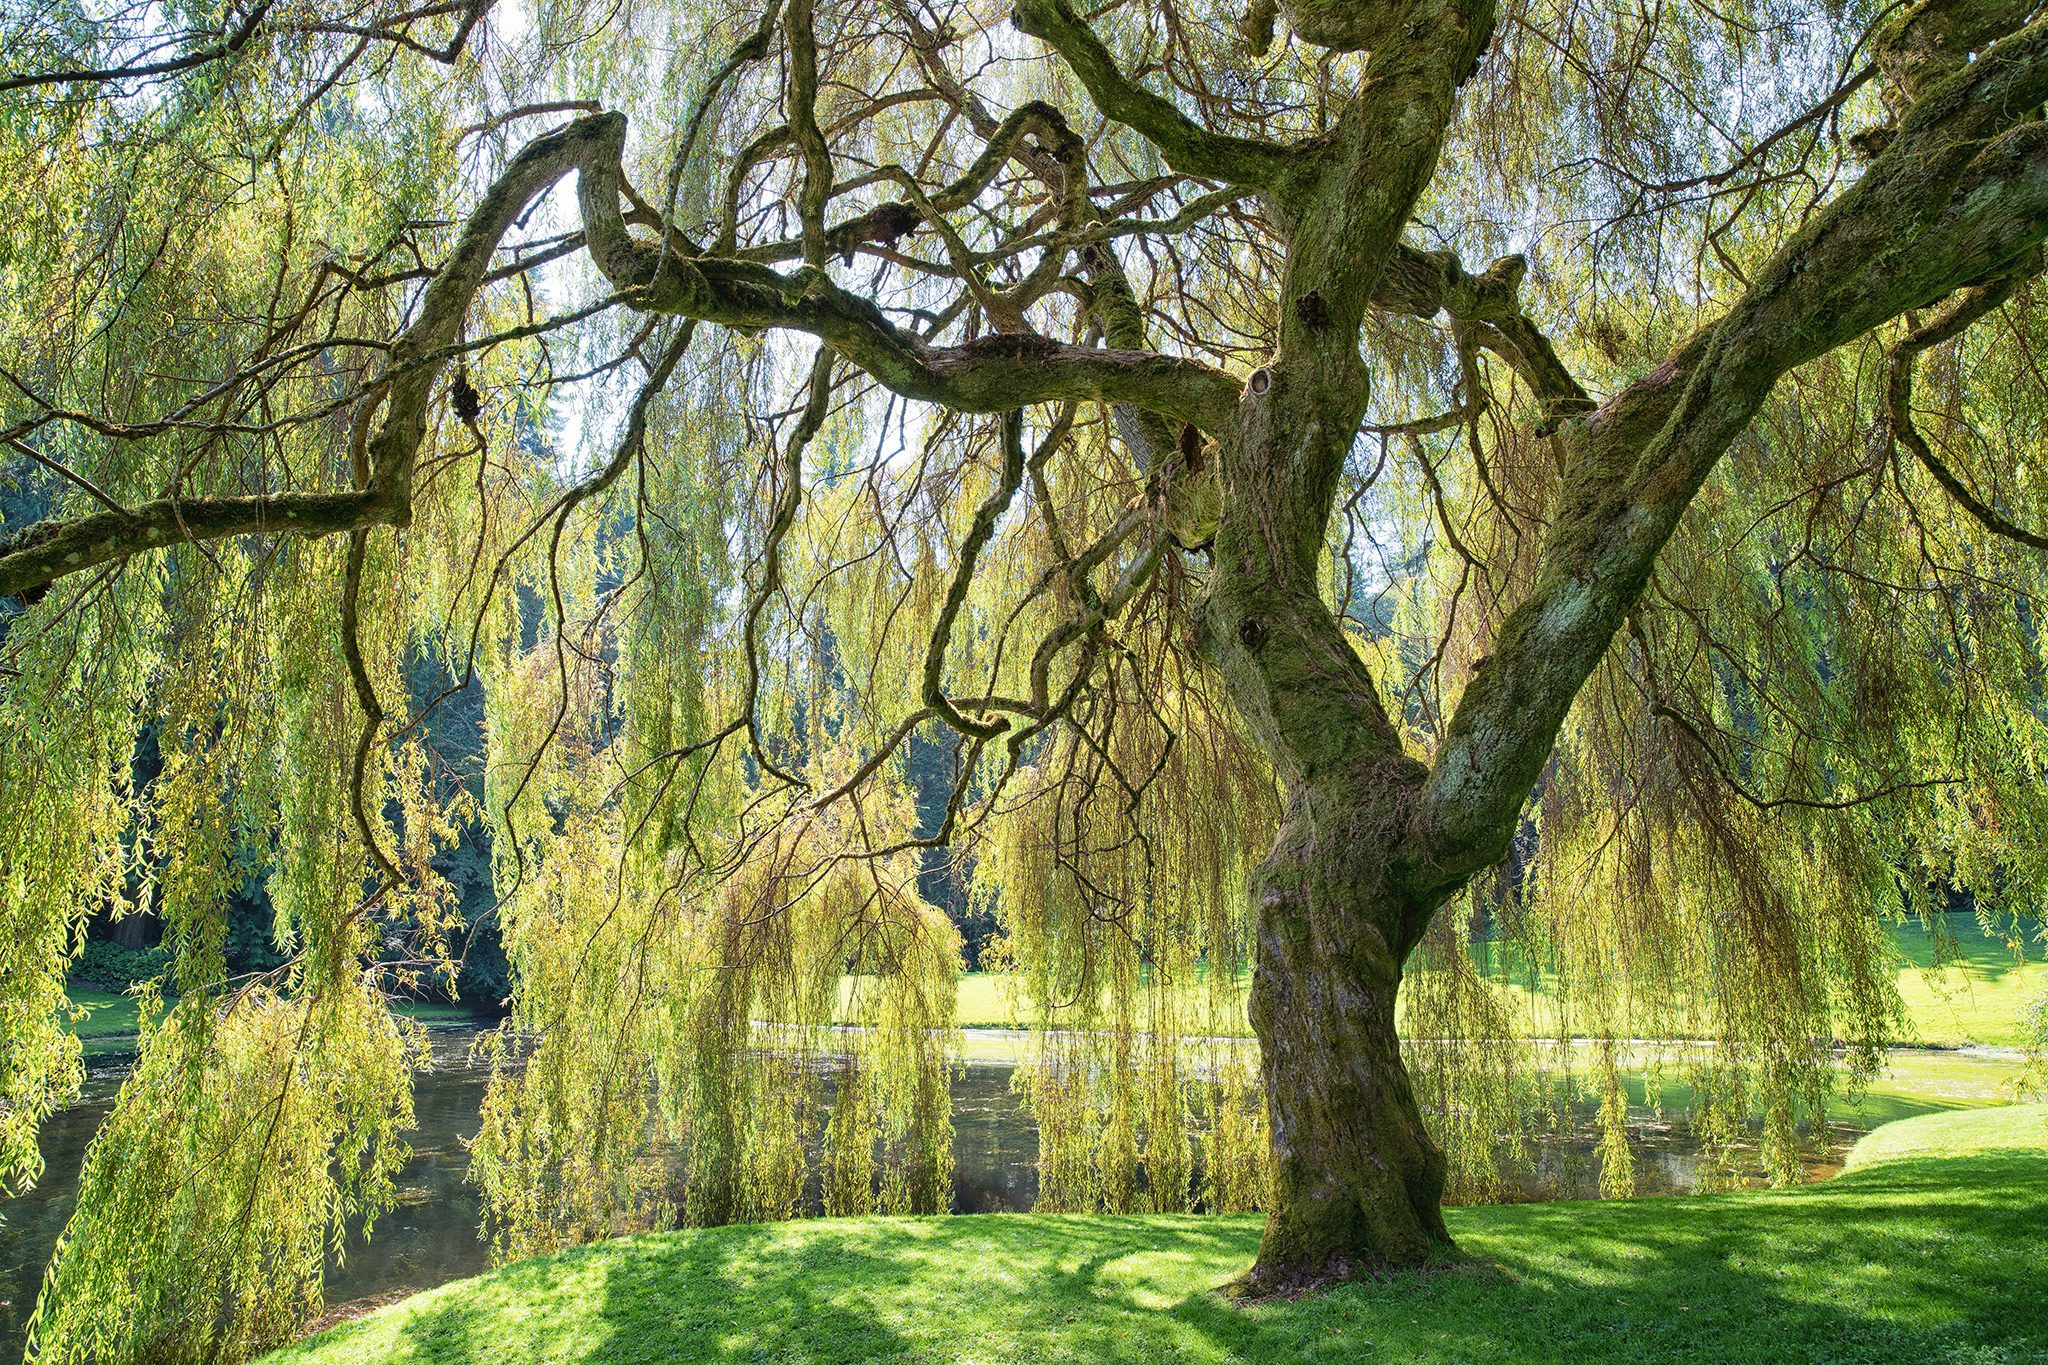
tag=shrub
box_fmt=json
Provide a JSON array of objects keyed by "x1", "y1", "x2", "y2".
[{"x1": 70, "y1": 939, "x2": 170, "y2": 990}]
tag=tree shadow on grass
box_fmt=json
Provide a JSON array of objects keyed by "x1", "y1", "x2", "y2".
[
  {"x1": 352, "y1": 1215, "x2": 1263, "y2": 1364},
  {"x1": 1894, "y1": 918, "x2": 2038, "y2": 982},
  {"x1": 1167, "y1": 1153, "x2": 2048, "y2": 1365},
  {"x1": 584, "y1": 1215, "x2": 1267, "y2": 1364},
  {"x1": 301, "y1": 1153, "x2": 2048, "y2": 1364}
]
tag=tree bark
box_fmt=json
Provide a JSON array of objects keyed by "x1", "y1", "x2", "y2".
[
  {"x1": 1197, "y1": 0, "x2": 1492, "y2": 1263},
  {"x1": 1244, "y1": 783, "x2": 1450, "y2": 1290},
  {"x1": 1207, "y1": 362, "x2": 1459, "y2": 1283}
]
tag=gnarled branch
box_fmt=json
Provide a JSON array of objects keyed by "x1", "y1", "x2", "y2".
[
  {"x1": 1010, "y1": 0, "x2": 1294, "y2": 187},
  {"x1": 5, "y1": 108, "x2": 1241, "y2": 603}
]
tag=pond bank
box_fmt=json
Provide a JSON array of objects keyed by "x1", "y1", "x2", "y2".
[
  {"x1": 261, "y1": 1106, "x2": 2048, "y2": 1365},
  {"x1": 0, "y1": 1022, "x2": 1888, "y2": 1364}
]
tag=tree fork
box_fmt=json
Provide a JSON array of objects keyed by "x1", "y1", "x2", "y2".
[{"x1": 1241, "y1": 782, "x2": 1454, "y2": 1292}]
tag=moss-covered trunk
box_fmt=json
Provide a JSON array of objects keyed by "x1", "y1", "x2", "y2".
[
  {"x1": 1208, "y1": 355, "x2": 1459, "y2": 1282},
  {"x1": 1245, "y1": 789, "x2": 1449, "y2": 1287},
  {"x1": 1183, "y1": 0, "x2": 1494, "y2": 1287}
]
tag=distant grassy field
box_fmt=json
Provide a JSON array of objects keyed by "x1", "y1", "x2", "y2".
[
  {"x1": 65, "y1": 912, "x2": 2039, "y2": 1111},
  {"x1": 59, "y1": 986, "x2": 499, "y2": 1056},
  {"x1": 267, "y1": 1104, "x2": 2048, "y2": 1365},
  {"x1": 64, "y1": 987, "x2": 144, "y2": 1056},
  {"x1": 67, "y1": 914, "x2": 2040, "y2": 1051},
  {"x1": 1825, "y1": 1047, "x2": 2028, "y2": 1125},
  {"x1": 1888, "y1": 914, "x2": 2046, "y2": 1047},
  {"x1": 930, "y1": 911, "x2": 2047, "y2": 1047},
  {"x1": 932, "y1": 912, "x2": 2042, "y2": 1123},
  {"x1": 391, "y1": 999, "x2": 508, "y2": 1027}
]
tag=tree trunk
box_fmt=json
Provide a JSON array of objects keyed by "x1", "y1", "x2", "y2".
[
  {"x1": 1239, "y1": 784, "x2": 1451, "y2": 1291},
  {"x1": 1207, "y1": 353, "x2": 1466, "y2": 1285},
  {"x1": 1198, "y1": 6, "x2": 1500, "y2": 1260}
]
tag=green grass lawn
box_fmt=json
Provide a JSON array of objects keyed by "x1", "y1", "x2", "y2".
[
  {"x1": 1890, "y1": 915, "x2": 2047, "y2": 1047},
  {"x1": 59, "y1": 986, "x2": 497, "y2": 1057},
  {"x1": 1843, "y1": 1100, "x2": 2048, "y2": 1167},
  {"x1": 267, "y1": 1105, "x2": 2048, "y2": 1365},
  {"x1": 64, "y1": 987, "x2": 145, "y2": 1057},
  {"x1": 65, "y1": 988, "x2": 141, "y2": 1037}
]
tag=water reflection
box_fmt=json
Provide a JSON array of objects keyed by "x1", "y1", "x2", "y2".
[{"x1": 0, "y1": 1028, "x2": 1852, "y2": 1363}]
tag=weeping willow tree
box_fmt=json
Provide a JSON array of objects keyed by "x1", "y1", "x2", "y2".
[{"x1": 7, "y1": 0, "x2": 2048, "y2": 1352}]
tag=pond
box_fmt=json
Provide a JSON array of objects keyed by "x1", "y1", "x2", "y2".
[{"x1": 0, "y1": 1027, "x2": 1854, "y2": 1363}]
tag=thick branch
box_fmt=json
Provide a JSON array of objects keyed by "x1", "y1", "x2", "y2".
[
  {"x1": 3, "y1": 113, "x2": 611, "y2": 601},
  {"x1": 1009, "y1": 0, "x2": 1293, "y2": 187},
  {"x1": 1205, "y1": 0, "x2": 1497, "y2": 810},
  {"x1": 1372, "y1": 247, "x2": 1593, "y2": 428},
  {"x1": 365, "y1": 114, "x2": 616, "y2": 514},
  {"x1": 570, "y1": 112, "x2": 1239, "y2": 430},
  {"x1": 1413, "y1": 20, "x2": 2048, "y2": 886},
  {"x1": 1267, "y1": 0, "x2": 1407, "y2": 52},
  {"x1": 0, "y1": 491, "x2": 384, "y2": 600},
  {"x1": 0, "y1": 0, "x2": 275, "y2": 93},
  {"x1": 784, "y1": 0, "x2": 832, "y2": 267},
  {"x1": 1877, "y1": 0, "x2": 2039, "y2": 103}
]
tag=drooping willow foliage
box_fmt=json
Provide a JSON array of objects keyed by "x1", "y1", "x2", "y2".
[
  {"x1": 4, "y1": 0, "x2": 2048, "y2": 1354},
  {"x1": 2023, "y1": 988, "x2": 2048, "y2": 1099}
]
